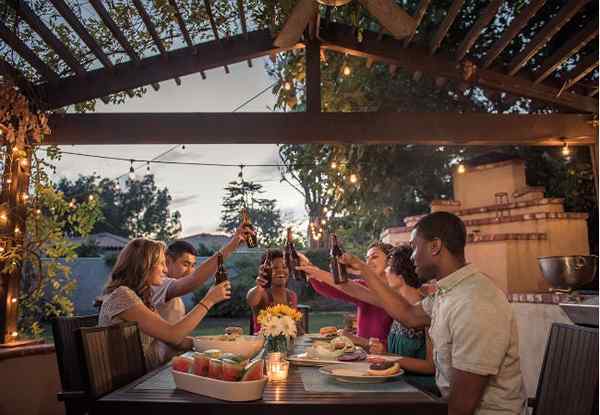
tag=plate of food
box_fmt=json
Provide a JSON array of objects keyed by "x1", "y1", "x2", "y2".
[
  {"x1": 319, "y1": 361, "x2": 404, "y2": 384},
  {"x1": 288, "y1": 336, "x2": 368, "y2": 366},
  {"x1": 306, "y1": 326, "x2": 339, "y2": 341}
]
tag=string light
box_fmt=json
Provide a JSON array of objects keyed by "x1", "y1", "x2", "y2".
[
  {"x1": 343, "y1": 65, "x2": 351, "y2": 76},
  {"x1": 12, "y1": 146, "x2": 18, "y2": 153},
  {"x1": 330, "y1": 161, "x2": 338, "y2": 169},
  {"x1": 88, "y1": 195, "x2": 94, "y2": 202},
  {"x1": 146, "y1": 161, "x2": 151, "y2": 174},
  {"x1": 14, "y1": 226, "x2": 20, "y2": 234},
  {"x1": 561, "y1": 142, "x2": 570, "y2": 157},
  {"x1": 35, "y1": 208, "x2": 41, "y2": 216},
  {"x1": 6, "y1": 178, "x2": 11, "y2": 184},
  {"x1": 19, "y1": 158, "x2": 28, "y2": 168},
  {"x1": 68, "y1": 199, "x2": 76, "y2": 209},
  {"x1": 0, "y1": 213, "x2": 7, "y2": 222},
  {"x1": 349, "y1": 174, "x2": 358, "y2": 184},
  {"x1": 21, "y1": 193, "x2": 29, "y2": 202},
  {"x1": 128, "y1": 159, "x2": 135, "y2": 180},
  {"x1": 458, "y1": 164, "x2": 466, "y2": 174},
  {"x1": 283, "y1": 81, "x2": 292, "y2": 91},
  {"x1": 11, "y1": 331, "x2": 17, "y2": 337},
  {"x1": 11, "y1": 298, "x2": 17, "y2": 303},
  {"x1": 115, "y1": 182, "x2": 121, "y2": 191},
  {"x1": 321, "y1": 219, "x2": 326, "y2": 225},
  {"x1": 180, "y1": 144, "x2": 186, "y2": 152}
]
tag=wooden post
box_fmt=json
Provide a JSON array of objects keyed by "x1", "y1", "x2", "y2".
[
  {"x1": 591, "y1": 141, "x2": 598, "y2": 198},
  {"x1": 0, "y1": 143, "x2": 31, "y2": 345},
  {"x1": 305, "y1": 39, "x2": 321, "y2": 113}
]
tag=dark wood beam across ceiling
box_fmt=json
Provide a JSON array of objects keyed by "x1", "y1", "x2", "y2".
[
  {"x1": 44, "y1": 112, "x2": 596, "y2": 146},
  {"x1": 204, "y1": 0, "x2": 230, "y2": 74},
  {"x1": 455, "y1": 0, "x2": 503, "y2": 61},
  {"x1": 403, "y1": 0, "x2": 431, "y2": 47},
  {"x1": 35, "y1": 30, "x2": 299, "y2": 109},
  {"x1": 319, "y1": 22, "x2": 597, "y2": 113},
  {"x1": 430, "y1": 0, "x2": 465, "y2": 55}
]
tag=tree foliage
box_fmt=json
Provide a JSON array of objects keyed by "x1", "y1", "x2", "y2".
[
  {"x1": 57, "y1": 174, "x2": 182, "y2": 241},
  {"x1": 219, "y1": 179, "x2": 284, "y2": 247}
]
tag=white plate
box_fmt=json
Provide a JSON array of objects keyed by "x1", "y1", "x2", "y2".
[
  {"x1": 288, "y1": 352, "x2": 399, "y2": 367},
  {"x1": 320, "y1": 363, "x2": 404, "y2": 384},
  {"x1": 306, "y1": 333, "x2": 336, "y2": 341}
]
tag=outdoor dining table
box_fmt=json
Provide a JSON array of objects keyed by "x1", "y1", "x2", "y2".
[{"x1": 93, "y1": 336, "x2": 447, "y2": 415}]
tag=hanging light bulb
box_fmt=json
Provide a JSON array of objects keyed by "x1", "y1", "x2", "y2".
[
  {"x1": 115, "y1": 182, "x2": 121, "y2": 191},
  {"x1": 11, "y1": 331, "x2": 18, "y2": 338},
  {"x1": 19, "y1": 158, "x2": 28, "y2": 168},
  {"x1": 128, "y1": 160, "x2": 135, "y2": 180},
  {"x1": 88, "y1": 195, "x2": 94, "y2": 202},
  {"x1": 180, "y1": 144, "x2": 186, "y2": 152},
  {"x1": 12, "y1": 146, "x2": 18, "y2": 153},
  {"x1": 343, "y1": 65, "x2": 351, "y2": 76},
  {"x1": 283, "y1": 81, "x2": 292, "y2": 91},
  {"x1": 561, "y1": 142, "x2": 570, "y2": 157},
  {"x1": 21, "y1": 193, "x2": 29, "y2": 202},
  {"x1": 11, "y1": 298, "x2": 17, "y2": 303},
  {"x1": 321, "y1": 219, "x2": 326, "y2": 225},
  {"x1": 68, "y1": 199, "x2": 76, "y2": 209},
  {"x1": 349, "y1": 174, "x2": 358, "y2": 184},
  {"x1": 14, "y1": 226, "x2": 20, "y2": 234},
  {"x1": 146, "y1": 161, "x2": 151, "y2": 174},
  {"x1": 330, "y1": 161, "x2": 338, "y2": 169},
  {"x1": 0, "y1": 212, "x2": 6, "y2": 222},
  {"x1": 35, "y1": 208, "x2": 41, "y2": 216},
  {"x1": 6, "y1": 178, "x2": 12, "y2": 184},
  {"x1": 457, "y1": 164, "x2": 466, "y2": 174}
]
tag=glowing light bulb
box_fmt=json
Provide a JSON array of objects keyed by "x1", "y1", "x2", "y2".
[
  {"x1": 330, "y1": 161, "x2": 338, "y2": 169},
  {"x1": 321, "y1": 219, "x2": 326, "y2": 225},
  {"x1": 21, "y1": 193, "x2": 29, "y2": 202},
  {"x1": 115, "y1": 182, "x2": 121, "y2": 191},
  {"x1": 343, "y1": 65, "x2": 351, "y2": 76},
  {"x1": 458, "y1": 164, "x2": 466, "y2": 174},
  {"x1": 349, "y1": 174, "x2": 358, "y2": 184},
  {"x1": 128, "y1": 166, "x2": 135, "y2": 181},
  {"x1": 283, "y1": 81, "x2": 292, "y2": 91},
  {"x1": 69, "y1": 200, "x2": 76, "y2": 209},
  {"x1": 562, "y1": 143, "x2": 570, "y2": 157},
  {"x1": 35, "y1": 209, "x2": 41, "y2": 215},
  {"x1": 88, "y1": 195, "x2": 94, "y2": 202},
  {"x1": 0, "y1": 213, "x2": 7, "y2": 222},
  {"x1": 11, "y1": 331, "x2": 18, "y2": 337},
  {"x1": 11, "y1": 298, "x2": 17, "y2": 303},
  {"x1": 6, "y1": 178, "x2": 12, "y2": 184},
  {"x1": 19, "y1": 158, "x2": 28, "y2": 168},
  {"x1": 14, "y1": 226, "x2": 20, "y2": 234}
]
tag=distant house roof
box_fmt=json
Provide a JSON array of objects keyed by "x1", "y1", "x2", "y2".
[
  {"x1": 177, "y1": 233, "x2": 230, "y2": 249},
  {"x1": 71, "y1": 232, "x2": 129, "y2": 250}
]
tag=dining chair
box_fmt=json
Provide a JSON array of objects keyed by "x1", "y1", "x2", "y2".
[
  {"x1": 530, "y1": 323, "x2": 598, "y2": 415},
  {"x1": 52, "y1": 314, "x2": 99, "y2": 415},
  {"x1": 77, "y1": 322, "x2": 147, "y2": 399}
]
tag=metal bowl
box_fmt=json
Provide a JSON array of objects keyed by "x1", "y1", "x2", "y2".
[{"x1": 537, "y1": 255, "x2": 598, "y2": 289}]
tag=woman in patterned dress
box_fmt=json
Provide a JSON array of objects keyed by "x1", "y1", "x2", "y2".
[{"x1": 98, "y1": 238, "x2": 231, "y2": 369}]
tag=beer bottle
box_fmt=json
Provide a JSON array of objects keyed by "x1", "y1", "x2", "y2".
[
  {"x1": 330, "y1": 233, "x2": 349, "y2": 284},
  {"x1": 214, "y1": 252, "x2": 228, "y2": 284},
  {"x1": 241, "y1": 208, "x2": 258, "y2": 248},
  {"x1": 284, "y1": 227, "x2": 307, "y2": 282},
  {"x1": 262, "y1": 249, "x2": 272, "y2": 289}
]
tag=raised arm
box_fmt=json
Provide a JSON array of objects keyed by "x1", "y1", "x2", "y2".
[
  {"x1": 340, "y1": 253, "x2": 431, "y2": 329},
  {"x1": 246, "y1": 265, "x2": 269, "y2": 309},
  {"x1": 120, "y1": 281, "x2": 231, "y2": 345},
  {"x1": 166, "y1": 225, "x2": 252, "y2": 300}
]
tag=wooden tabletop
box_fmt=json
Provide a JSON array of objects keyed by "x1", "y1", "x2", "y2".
[{"x1": 94, "y1": 337, "x2": 447, "y2": 415}]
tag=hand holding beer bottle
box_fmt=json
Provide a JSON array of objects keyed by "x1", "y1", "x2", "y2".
[
  {"x1": 330, "y1": 233, "x2": 349, "y2": 284},
  {"x1": 240, "y1": 208, "x2": 258, "y2": 248},
  {"x1": 257, "y1": 249, "x2": 273, "y2": 289},
  {"x1": 284, "y1": 227, "x2": 307, "y2": 282},
  {"x1": 214, "y1": 252, "x2": 229, "y2": 285}
]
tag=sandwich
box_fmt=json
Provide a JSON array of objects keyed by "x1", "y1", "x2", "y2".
[
  {"x1": 367, "y1": 361, "x2": 401, "y2": 376},
  {"x1": 319, "y1": 326, "x2": 337, "y2": 337}
]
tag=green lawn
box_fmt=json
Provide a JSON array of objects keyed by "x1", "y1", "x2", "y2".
[{"x1": 192, "y1": 311, "x2": 348, "y2": 336}]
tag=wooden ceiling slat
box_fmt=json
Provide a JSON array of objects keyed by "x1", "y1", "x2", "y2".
[
  {"x1": 89, "y1": 0, "x2": 140, "y2": 64},
  {"x1": 455, "y1": 0, "x2": 503, "y2": 61},
  {"x1": 44, "y1": 112, "x2": 596, "y2": 146},
  {"x1": 131, "y1": 0, "x2": 179, "y2": 86},
  {"x1": 34, "y1": 30, "x2": 295, "y2": 109},
  {"x1": 533, "y1": 21, "x2": 598, "y2": 84},
  {"x1": 0, "y1": 56, "x2": 33, "y2": 92},
  {"x1": 430, "y1": 0, "x2": 465, "y2": 55},
  {"x1": 404, "y1": 0, "x2": 431, "y2": 47},
  {"x1": 167, "y1": 0, "x2": 206, "y2": 78},
  {"x1": 204, "y1": 0, "x2": 230, "y2": 73},
  {"x1": 482, "y1": 0, "x2": 546, "y2": 69},
  {"x1": 562, "y1": 53, "x2": 599, "y2": 92},
  {"x1": 237, "y1": 0, "x2": 252, "y2": 67},
  {"x1": 8, "y1": 0, "x2": 86, "y2": 77},
  {"x1": 49, "y1": 0, "x2": 113, "y2": 70},
  {"x1": 319, "y1": 22, "x2": 598, "y2": 113},
  {"x1": 588, "y1": 86, "x2": 598, "y2": 97},
  {"x1": 0, "y1": 20, "x2": 59, "y2": 81},
  {"x1": 507, "y1": 0, "x2": 590, "y2": 76}
]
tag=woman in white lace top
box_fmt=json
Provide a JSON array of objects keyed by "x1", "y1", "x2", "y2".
[{"x1": 99, "y1": 238, "x2": 231, "y2": 369}]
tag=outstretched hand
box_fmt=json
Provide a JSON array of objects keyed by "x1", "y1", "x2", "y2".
[
  {"x1": 338, "y1": 253, "x2": 365, "y2": 275},
  {"x1": 296, "y1": 264, "x2": 330, "y2": 282}
]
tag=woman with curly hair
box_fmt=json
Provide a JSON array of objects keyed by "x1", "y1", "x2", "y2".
[{"x1": 99, "y1": 238, "x2": 231, "y2": 369}]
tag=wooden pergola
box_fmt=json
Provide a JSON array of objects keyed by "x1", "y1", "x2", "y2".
[{"x1": 0, "y1": 0, "x2": 599, "y2": 343}]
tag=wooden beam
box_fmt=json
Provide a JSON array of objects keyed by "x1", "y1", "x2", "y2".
[
  {"x1": 455, "y1": 0, "x2": 503, "y2": 61},
  {"x1": 430, "y1": 0, "x2": 465, "y2": 55},
  {"x1": 44, "y1": 112, "x2": 596, "y2": 145},
  {"x1": 48, "y1": 0, "x2": 113, "y2": 70},
  {"x1": 534, "y1": 21, "x2": 598, "y2": 84},
  {"x1": 0, "y1": 20, "x2": 59, "y2": 81},
  {"x1": 319, "y1": 22, "x2": 598, "y2": 113},
  {"x1": 8, "y1": 0, "x2": 86, "y2": 77},
  {"x1": 404, "y1": 0, "x2": 431, "y2": 47},
  {"x1": 0, "y1": 57, "x2": 33, "y2": 93},
  {"x1": 89, "y1": 0, "x2": 140, "y2": 64},
  {"x1": 562, "y1": 53, "x2": 599, "y2": 92},
  {"x1": 306, "y1": 39, "x2": 321, "y2": 113},
  {"x1": 507, "y1": 0, "x2": 589, "y2": 76},
  {"x1": 482, "y1": 0, "x2": 546, "y2": 68},
  {"x1": 203, "y1": 0, "x2": 230, "y2": 73},
  {"x1": 168, "y1": 0, "x2": 193, "y2": 49},
  {"x1": 34, "y1": 30, "x2": 300, "y2": 109},
  {"x1": 237, "y1": 0, "x2": 252, "y2": 67}
]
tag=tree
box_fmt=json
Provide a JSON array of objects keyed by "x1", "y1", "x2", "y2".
[
  {"x1": 219, "y1": 179, "x2": 284, "y2": 247},
  {"x1": 57, "y1": 174, "x2": 182, "y2": 241}
]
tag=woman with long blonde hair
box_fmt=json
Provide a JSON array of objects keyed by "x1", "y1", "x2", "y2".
[{"x1": 99, "y1": 238, "x2": 230, "y2": 369}]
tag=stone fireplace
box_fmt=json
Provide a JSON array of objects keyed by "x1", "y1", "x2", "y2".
[{"x1": 381, "y1": 157, "x2": 590, "y2": 294}]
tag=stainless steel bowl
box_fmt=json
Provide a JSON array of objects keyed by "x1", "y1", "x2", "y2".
[{"x1": 537, "y1": 256, "x2": 598, "y2": 289}]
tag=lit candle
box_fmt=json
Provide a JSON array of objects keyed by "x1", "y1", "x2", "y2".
[{"x1": 266, "y1": 353, "x2": 289, "y2": 381}]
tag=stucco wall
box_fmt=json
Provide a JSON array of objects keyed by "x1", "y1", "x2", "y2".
[{"x1": 0, "y1": 351, "x2": 64, "y2": 415}]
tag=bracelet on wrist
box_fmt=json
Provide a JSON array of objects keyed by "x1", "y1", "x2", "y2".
[{"x1": 198, "y1": 302, "x2": 210, "y2": 312}]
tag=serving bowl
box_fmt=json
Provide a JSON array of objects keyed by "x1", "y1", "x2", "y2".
[
  {"x1": 193, "y1": 335, "x2": 265, "y2": 360},
  {"x1": 537, "y1": 255, "x2": 598, "y2": 289}
]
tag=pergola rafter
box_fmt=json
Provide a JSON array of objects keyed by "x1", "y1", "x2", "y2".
[
  {"x1": 455, "y1": 0, "x2": 503, "y2": 62},
  {"x1": 167, "y1": 0, "x2": 206, "y2": 80},
  {"x1": 203, "y1": 0, "x2": 230, "y2": 74},
  {"x1": 430, "y1": 0, "x2": 464, "y2": 55}
]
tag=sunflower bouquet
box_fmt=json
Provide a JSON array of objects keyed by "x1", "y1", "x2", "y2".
[{"x1": 257, "y1": 304, "x2": 303, "y2": 354}]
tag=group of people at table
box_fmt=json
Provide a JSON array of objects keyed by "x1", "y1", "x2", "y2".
[{"x1": 97, "y1": 211, "x2": 526, "y2": 415}]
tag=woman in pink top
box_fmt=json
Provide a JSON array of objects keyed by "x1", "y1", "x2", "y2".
[{"x1": 299, "y1": 242, "x2": 394, "y2": 349}]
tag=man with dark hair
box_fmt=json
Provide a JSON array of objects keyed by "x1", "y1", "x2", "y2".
[{"x1": 341, "y1": 212, "x2": 526, "y2": 415}]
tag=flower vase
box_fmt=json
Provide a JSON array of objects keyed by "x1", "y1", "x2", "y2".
[{"x1": 266, "y1": 334, "x2": 289, "y2": 355}]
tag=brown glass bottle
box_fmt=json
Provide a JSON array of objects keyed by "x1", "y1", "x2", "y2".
[
  {"x1": 262, "y1": 249, "x2": 272, "y2": 289},
  {"x1": 241, "y1": 208, "x2": 258, "y2": 248},
  {"x1": 330, "y1": 233, "x2": 349, "y2": 284},
  {"x1": 284, "y1": 227, "x2": 307, "y2": 282},
  {"x1": 214, "y1": 252, "x2": 228, "y2": 284}
]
